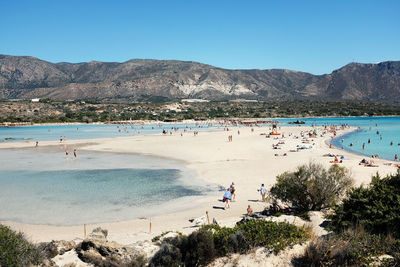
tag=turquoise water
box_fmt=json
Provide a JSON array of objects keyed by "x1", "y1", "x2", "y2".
[
  {"x1": 0, "y1": 149, "x2": 217, "y2": 225},
  {"x1": 1, "y1": 117, "x2": 399, "y2": 160},
  {"x1": 0, "y1": 116, "x2": 398, "y2": 225},
  {"x1": 0, "y1": 122, "x2": 214, "y2": 143},
  {"x1": 276, "y1": 117, "x2": 400, "y2": 161}
]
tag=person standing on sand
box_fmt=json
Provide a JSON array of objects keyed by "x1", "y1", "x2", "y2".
[
  {"x1": 73, "y1": 149, "x2": 77, "y2": 158},
  {"x1": 223, "y1": 188, "x2": 232, "y2": 209},
  {"x1": 230, "y1": 182, "x2": 236, "y2": 201},
  {"x1": 258, "y1": 184, "x2": 267, "y2": 201}
]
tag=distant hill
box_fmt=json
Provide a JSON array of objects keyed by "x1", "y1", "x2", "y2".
[{"x1": 1, "y1": 55, "x2": 399, "y2": 103}]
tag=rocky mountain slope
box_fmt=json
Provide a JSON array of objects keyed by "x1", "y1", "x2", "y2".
[{"x1": 1, "y1": 55, "x2": 399, "y2": 102}]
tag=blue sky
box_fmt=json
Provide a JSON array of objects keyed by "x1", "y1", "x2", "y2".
[{"x1": 1, "y1": 0, "x2": 399, "y2": 74}]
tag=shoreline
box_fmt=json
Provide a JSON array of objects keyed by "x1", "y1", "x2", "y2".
[
  {"x1": 1, "y1": 125, "x2": 399, "y2": 245},
  {"x1": 1, "y1": 114, "x2": 400, "y2": 128}
]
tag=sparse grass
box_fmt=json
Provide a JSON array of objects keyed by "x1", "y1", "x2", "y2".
[
  {"x1": 0, "y1": 224, "x2": 42, "y2": 266},
  {"x1": 296, "y1": 211, "x2": 311, "y2": 221},
  {"x1": 294, "y1": 226, "x2": 400, "y2": 266},
  {"x1": 151, "y1": 231, "x2": 183, "y2": 242}
]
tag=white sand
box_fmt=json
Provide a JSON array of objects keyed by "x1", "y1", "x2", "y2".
[{"x1": 0, "y1": 125, "x2": 397, "y2": 245}]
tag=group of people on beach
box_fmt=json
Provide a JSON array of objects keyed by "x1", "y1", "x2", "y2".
[
  {"x1": 65, "y1": 148, "x2": 77, "y2": 159},
  {"x1": 222, "y1": 182, "x2": 267, "y2": 212},
  {"x1": 222, "y1": 182, "x2": 236, "y2": 209},
  {"x1": 59, "y1": 136, "x2": 67, "y2": 143}
]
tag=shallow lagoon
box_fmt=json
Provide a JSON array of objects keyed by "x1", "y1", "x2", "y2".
[
  {"x1": 0, "y1": 122, "x2": 214, "y2": 143},
  {"x1": 0, "y1": 149, "x2": 217, "y2": 225}
]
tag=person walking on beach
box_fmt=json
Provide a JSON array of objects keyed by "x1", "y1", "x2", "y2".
[
  {"x1": 73, "y1": 149, "x2": 77, "y2": 158},
  {"x1": 223, "y1": 188, "x2": 232, "y2": 209},
  {"x1": 230, "y1": 182, "x2": 236, "y2": 201},
  {"x1": 258, "y1": 184, "x2": 267, "y2": 202}
]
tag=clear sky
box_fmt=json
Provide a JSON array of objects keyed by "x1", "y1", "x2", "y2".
[{"x1": 1, "y1": 0, "x2": 399, "y2": 74}]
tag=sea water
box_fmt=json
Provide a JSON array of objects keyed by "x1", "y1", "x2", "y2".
[
  {"x1": 0, "y1": 122, "x2": 214, "y2": 143},
  {"x1": 1, "y1": 116, "x2": 399, "y2": 160},
  {"x1": 0, "y1": 149, "x2": 218, "y2": 225},
  {"x1": 274, "y1": 116, "x2": 400, "y2": 161}
]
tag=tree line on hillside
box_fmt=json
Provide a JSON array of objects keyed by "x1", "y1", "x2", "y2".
[{"x1": 1, "y1": 100, "x2": 400, "y2": 123}]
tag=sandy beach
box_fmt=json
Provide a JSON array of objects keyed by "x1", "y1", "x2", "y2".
[{"x1": 0, "y1": 125, "x2": 398, "y2": 245}]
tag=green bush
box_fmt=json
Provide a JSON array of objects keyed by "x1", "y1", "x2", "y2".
[
  {"x1": 182, "y1": 228, "x2": 215, "y2": 266},
  {"x1": 270, "y1": 163, "x2": 353, "y2": 211},
  {"x1": 294, "y1": 226, "x2": 400, "y2": 266},
  {"x1": 0, "y1": 224, "x2": 41, "y2": 266},
  {"x1": 150, "y1": 220, "x2": 310, "y2": 267},
  {"x1": 328, "y1": 170, "x2": 400, "y2": 237},
  {"x1": 150, "y1": 229, "x2": 215, "y2": 267},
  {"x1": 149, "y1": 242, "x2": 182, "y2": 267}
]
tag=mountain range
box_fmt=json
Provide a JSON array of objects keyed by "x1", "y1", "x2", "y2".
[{"x1": 1, "y1": 55, "x2": 399, "y2": 103}]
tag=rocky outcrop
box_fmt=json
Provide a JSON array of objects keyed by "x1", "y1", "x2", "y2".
[
  {"x1": 1, "y1": 55, "x2": 399, "y2": 102},
  {"x1": 42, "y1": 227, "x2": 158, "y2": 267}
]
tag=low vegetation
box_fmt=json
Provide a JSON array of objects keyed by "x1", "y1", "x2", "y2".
[
  {"x1": 295, "y1": 226, "x2": 400, "y2": 266},
  {"x1": 150, "y1": 220, "x2": 310, "y2": 267},
  {"x1": 269, "y1": 163, "x2": 353, "y2": 211},
  {"x1": 1, "y1": 100, "x2": 400, "y2": 123},
  {"x1": 293, "y1": 170, "x2": 400, "y2": 266},
  {"x1": 328, "y1": 170, "x2": 400, "y2": 237},
  {"x1": 0, "y1": 224, "x2": 41, "y2": 266}
]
